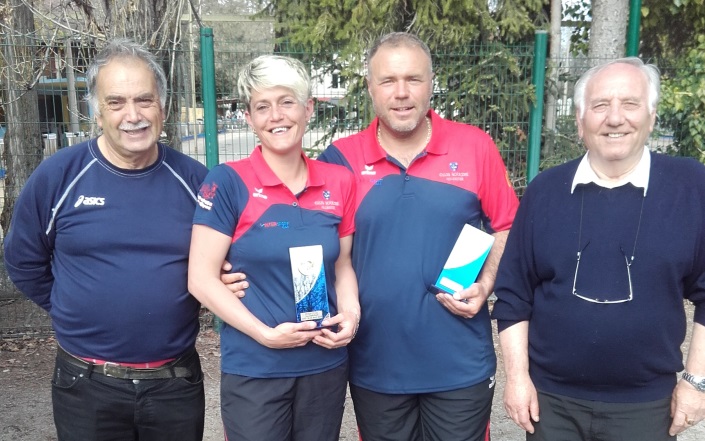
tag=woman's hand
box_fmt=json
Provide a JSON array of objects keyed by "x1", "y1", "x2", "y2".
[
  {"x1": 313, "y1": 310, "x2": 360, "y2": 349},
  {"x1": 257, "y1": 321, "x2": 323, "y2": 349}
]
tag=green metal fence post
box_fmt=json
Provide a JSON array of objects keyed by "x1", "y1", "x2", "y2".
[
  {"x1": 527, "y1": 31, "x2": 548, "y2": 183},
  {"x1": 200, "y1": 27, "x2": 219, "y2": 168},
  {"x1": 199, "y1": 27, "x2": 224, "y2": 332},
  {"x1": 626, "y1": 0, "x2": 642, "y2": 56}
]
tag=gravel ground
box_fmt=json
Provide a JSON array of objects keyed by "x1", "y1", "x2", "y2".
[{"x1": 1, "y1": 302, "x2": 704, "y2": 440}]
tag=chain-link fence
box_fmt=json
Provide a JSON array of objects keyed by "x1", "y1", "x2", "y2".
[
  {"x1": 0, "y1": 32, "x2": 544, "y2": 335},
  {"x1": 0, "y1": 28, "x2": 680, "y2": 335}
]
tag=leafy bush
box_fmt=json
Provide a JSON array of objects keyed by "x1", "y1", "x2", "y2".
[{"x1": 659, "y1": 35, "x2": 705, "y2": 163}]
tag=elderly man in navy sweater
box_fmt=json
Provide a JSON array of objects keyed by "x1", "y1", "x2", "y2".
[
  {"x1": 493, "y1": 57, "x2": 705, "y2": 441},
  {"x1": 4, "y1": 39, "x2": 245, "y2": 441}
]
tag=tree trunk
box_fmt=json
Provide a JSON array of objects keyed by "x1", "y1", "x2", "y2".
[
  {"x1": 1, "y1": 0, "x2": 43, "y2": 237},
  {"x1": 543, "y1": 0, "x2": 562, "y2": 157},
  {"x1": 589, "y1": 0, "x2": 629, "y2": 63}
]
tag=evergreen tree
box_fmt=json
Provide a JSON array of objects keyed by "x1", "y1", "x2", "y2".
[{"x1": 257, "y1": 0, "x2": 547, "y2": 178}]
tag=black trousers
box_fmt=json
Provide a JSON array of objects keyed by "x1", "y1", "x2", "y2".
[
  {"x1": 221, "y1": 362, "x2": 348, "y2": 441},
  {"x1": 351, "y1": 377, "x2": 495, "y2": 441},
  {"x1": 528, "y1": 391, "x2": 675, "y2": 441}
]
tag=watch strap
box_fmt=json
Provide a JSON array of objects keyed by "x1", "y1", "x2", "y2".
[{"x1": 682, "y1": 371, "x2": 705, "y2": 392}]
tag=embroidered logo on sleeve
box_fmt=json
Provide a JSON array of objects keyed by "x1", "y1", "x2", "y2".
[{"x1": 197, "y1": 183, "x2": 218, "y2": 211}]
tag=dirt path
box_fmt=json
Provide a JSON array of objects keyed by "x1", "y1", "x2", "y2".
[
  {"x1": 2, "y1": 302, "x2": 705, "y2": 440},
  {"x1": 0, "y1": 331, "x2": 357, "y2": 441}
]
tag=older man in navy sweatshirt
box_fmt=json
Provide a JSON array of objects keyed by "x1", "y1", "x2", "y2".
[{"x1": 493, "y1": 57, "x2": 705, "y2": 441}]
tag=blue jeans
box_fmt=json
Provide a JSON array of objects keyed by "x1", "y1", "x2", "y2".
[{"x1": 51, "y1": 348, "x2": 205, "y2": 441}]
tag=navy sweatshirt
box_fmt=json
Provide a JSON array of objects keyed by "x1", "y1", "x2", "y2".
[{"x1": 4, "y1": 139, "x2": 208, "y2": 362}]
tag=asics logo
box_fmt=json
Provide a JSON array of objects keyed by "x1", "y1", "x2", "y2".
[{"x1": 74, "y1": 195, "x2": 105, "y2": 207}]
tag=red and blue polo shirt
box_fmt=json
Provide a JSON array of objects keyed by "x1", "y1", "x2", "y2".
[
  {"x1": 194, "y1": 146, "x2": 356, "y2": 378},
  {"x1": 318, "y1": 110, "x2": 518, "y2": 393}
]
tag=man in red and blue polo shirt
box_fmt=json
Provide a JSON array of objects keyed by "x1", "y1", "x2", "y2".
[{"x1": 318, "y1": 32, "x2": 519, "y2": 441}]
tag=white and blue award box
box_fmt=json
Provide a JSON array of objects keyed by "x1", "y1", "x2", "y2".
[{"x1": 432, "y1": 224, "x2": 495, "y2": 294}]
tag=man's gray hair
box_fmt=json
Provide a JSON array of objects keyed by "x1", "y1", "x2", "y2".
[
  {"x1": 237, "y1": 55, "x2": 311, "y2": 108},
  {"x1": 366, "y1": 32, "x2": 433, "y2": 79},
  {"x1": 85, "y1": 38, "x2": 167, "y2": 115},
  {"x1": 574, "y1": 57, "x2": 660, "y2": 118}
]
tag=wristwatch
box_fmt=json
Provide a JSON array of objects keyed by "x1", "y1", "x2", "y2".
[{"x1": 682, "y1": 372, "x2": 705, "y2": 392}]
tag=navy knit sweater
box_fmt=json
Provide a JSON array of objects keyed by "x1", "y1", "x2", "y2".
[{"x1": 493, "y1": 153, "x2": 705, "y2": 403}]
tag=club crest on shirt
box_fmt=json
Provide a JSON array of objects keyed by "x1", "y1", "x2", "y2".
[
  {"x1": 314, "y1": 189, "x2": 339, "y2": 210},
  {"x1": 197, "y1": 183, "x2": 218, "y2": 210},
  {"x1": 438, "y1": 161, "x2": 469, "y2": 181},
  {"x1": 200, "y1": 183, "x2": 218, "y2": 199}
]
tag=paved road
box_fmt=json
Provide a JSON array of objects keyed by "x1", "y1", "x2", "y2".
[{"x1": 180, "y1": 126, "x2": 355, "y2": 164}]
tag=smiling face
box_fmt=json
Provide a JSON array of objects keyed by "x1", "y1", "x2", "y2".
[
  {"x1": 577, "y1": 63, "x2": 656, "y2": 175},
  {"x1": 95, "y1": 57, "x2": 164, "y2": 168},
  {"x1": 367, "y1": 44, "x2": 433, "y2": 136},
  {"x1": 245, "y1": 86, "x2": 313, "y2": 157}
]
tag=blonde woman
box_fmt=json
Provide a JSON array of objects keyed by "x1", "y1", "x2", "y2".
[{"x1": 188, "y1": 55, "x2": 359, "y2": 440}]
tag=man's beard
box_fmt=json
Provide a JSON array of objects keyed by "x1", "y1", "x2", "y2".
[{"x1": 373, "y1": 102, "x2": 429, "y2": 134}]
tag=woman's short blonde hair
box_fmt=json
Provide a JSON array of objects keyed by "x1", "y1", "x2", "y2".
[{"x1": 237, "y1": 55, "x2": 311, "y2": 109}]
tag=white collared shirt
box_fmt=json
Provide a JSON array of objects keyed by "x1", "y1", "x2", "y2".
[{"x1": 571, "y1": 147, "x2": 651, "y2": 196}]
